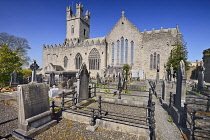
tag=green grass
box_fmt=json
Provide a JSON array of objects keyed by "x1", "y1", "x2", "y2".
[{"x1": 168, "y1": 119, "x2": 173, "y2": 122}]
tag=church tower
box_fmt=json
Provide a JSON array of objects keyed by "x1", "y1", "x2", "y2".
[{"x1": 66, "y1": 3, "x2": 90, "y2": 41}]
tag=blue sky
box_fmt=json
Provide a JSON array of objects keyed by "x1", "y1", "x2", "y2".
[{"x1": 0, "y1": 0, "x2": 210, "y2": 68}]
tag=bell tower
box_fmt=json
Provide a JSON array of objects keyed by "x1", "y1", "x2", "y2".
[{"x1": 66, "y1": 3, "x2": 90, "y2": 41}]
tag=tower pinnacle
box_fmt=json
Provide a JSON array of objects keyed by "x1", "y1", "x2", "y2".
[{"x1": 122, "y1": 11, "x2": 125, "y2": 17}]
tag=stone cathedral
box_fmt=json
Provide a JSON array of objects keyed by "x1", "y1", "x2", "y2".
[{"x1": 42, "y1": 3, "x2": 182, "y2": 79}]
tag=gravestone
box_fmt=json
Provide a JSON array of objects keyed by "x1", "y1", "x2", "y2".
[
  {"x1": 118, "y1": 73, "x2": 122, "y2": 90},
  {"x1": 13, "y1": 83, "x2": 56, "y2": 139},
  {"x1": 37, "y1": 74, "x2": 43, "y2": 83},
  {"x1": 175, "y1": 60, "x2": 186, "y2": 110},
  {"x1": 9, "y1": 70, "x2": 19, "y2": 87},
  {"x1": 113, "y1": 74, "x2": 115, "y2": 82},
  {"x1": 164, "y1": 63, "x2": 167, "y2": 81},
  {"x1": 156, "y1": 64, "x2": 160, "y2": 83},
  {"x1": 78, "y1": 63, "x2": 90, "y2": 102},
  {"x1": 96, "y1": 72, "x2": 101, "y2": 84},
  {"x1": 30, "y1": 60, "x2": 39, "y2": 82},
  {"x1": 162, "y1": 80, "x2": 166, "y2": 100},
  {"x1": 49, "y1": 72, "x2": 55, "y2": 87},
  {"x1": 170, "y1": 64, "x2": 173, "y2": 81},
  {"x1": 49, "y1": 85, "x2": 61, "y2": 98},
  {"x1": 198, "y1": 62, "x2": 205, "y2": 91},
  {"x1": 58, "y1": 73, "x2": 63, "y2": 83}
]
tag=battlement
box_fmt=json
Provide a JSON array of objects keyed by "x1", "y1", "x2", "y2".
[
  {"x1": 66, "y1": 3, "x2": 90, "y2": 22},
  {"x1": 43, "y1": 37, "x2": 106, "y2": 50}
]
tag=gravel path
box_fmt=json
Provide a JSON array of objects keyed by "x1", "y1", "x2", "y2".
[{"x1": 153, "y1": 94, "x2": 184, "y2": 140}]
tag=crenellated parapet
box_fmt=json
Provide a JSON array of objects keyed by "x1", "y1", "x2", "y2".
[
  {"x1": 66, "y1": 3, "x2": 90, "y2": 24},
  {"x1": 142, "y1": 25, "x2": 182, "y2": 43},
  {"x1": 43, "y1": 37, "x2": 106, "y2": 51}
]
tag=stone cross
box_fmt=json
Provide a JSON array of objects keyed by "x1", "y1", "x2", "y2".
[
  {"x1": 78, "y1": 63, "x2": 90, "y2": 102},
  {"x1": 9, "y1": 70, "x2": 19, "y2": 87},
  {"x1": 175, "y1": 60, "x2": 186, "y2": 110},
  {"x1": 30, "y1": 60, "x2": 39, "y2": 82},
  {"x1": 198, "y1": 62, "x2": 205, "y2": 91}
]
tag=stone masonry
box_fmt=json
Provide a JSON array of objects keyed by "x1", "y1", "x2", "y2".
[{"x1": 42, "y1": 3, "x2": 182, "y2": 79}]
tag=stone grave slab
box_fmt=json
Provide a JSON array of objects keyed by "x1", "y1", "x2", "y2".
[{"x1": 13, "y1": 83, "x2": 56, "y2": 139}]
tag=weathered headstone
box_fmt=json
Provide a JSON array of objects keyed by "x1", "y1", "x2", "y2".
[
  {"x1": 113, "y1": 74, "x2": 115, "y2": 82},
  {"x1": 156, "y1": 64, "x2": 160, "y2": 83},
  {"x1": 9, "y1": 70, "x2": 19, "y2": 87},
  {"x1": 49, "y1": 85, "x2": 61, "y2": 98},
  {"x1": 118, "y1": 73, "x2": 122, "y2": 90},
  {"x1": 96, "y1": 72, "x2": 101, "y2": 84},
  {"x1": 162, "y1": 80, "x2": 166, "y2": 100},
  {"x1": 198, "y1": 62, "x2": 205, "y2": 91},
  {"x1": 13, "y1": 83, "x2": 56, "y2": 139},
  {"x1": 58, "y1": 73, "x2": 63, "y2": 83},
  {"x1": 164, "y1": 63, "x2": 167, "y2": 81},
  {"x1": 170, "y1": 64, "x2": 173, "y2": 81},
  {"x1": 30, "y1": 60, "x2": 39, "y2": 82},
  {"x1": 37, "y1": 74, "x2": 43, "y2": 83},
  {"x1": 78, "y1": 63, "x2": 90, "y2": 102},
  {"x1": 49, "y1": 72, "x2": 55, "y2": 87},
  {"x1": 175, "y1": 60, "x2": 186, "y2": 110}
]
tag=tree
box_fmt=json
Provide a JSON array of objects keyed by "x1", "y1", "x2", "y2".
[
  {"x1": 166, "y1": 39, "x2": 189, "y2": 74},
  {"x1": 0, "y1": 44, "x2": 22, "y2": 86},
  {"x1": 0, "y1": 32, "x2": 31, "y2": 67},
  {"x1": 122, "y1": 64, "x2": 131, "y2": 81}
]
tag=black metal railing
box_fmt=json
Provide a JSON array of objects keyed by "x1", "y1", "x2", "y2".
[
  {"x1": 184, "y1": 103, "x2": 210, "y2": 140},
  {"x1": 56, "y1": 87, "x2": 156, "y2": 140}
]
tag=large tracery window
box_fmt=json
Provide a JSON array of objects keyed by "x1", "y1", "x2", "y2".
[
  {"x1": 125, "y1": 39, "x2": 128, "y2": 63},
  {"x1": 117, "y1": 40, "x2": 120, "y2": 64},
  {"x1": 89, "y1": 48, "x2": 100, "y2": 70},
  {"x1": 64, "y1": 56, "x2": 68, "y2": 68},
  {"x1": 75, "y1": 53, "x2": 82, "y2": 69},
  {"x1": 111, "y1": 43, "x2": 114, "y2": 63},
  {"x1": 121, "y1": 37, "x2": 124, "y2": 64}
]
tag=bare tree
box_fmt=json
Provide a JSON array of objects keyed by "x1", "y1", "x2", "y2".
[{"x1": 0, "y1": 32, "x2": 31, "y2": 67}]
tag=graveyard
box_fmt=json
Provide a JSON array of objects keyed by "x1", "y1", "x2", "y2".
[
  {"x1": 0, "y1": 59, "x2": 209, "y2": 140},
  {"x1": 1, "y1": 1, "x2": 210, "y2": 139}
]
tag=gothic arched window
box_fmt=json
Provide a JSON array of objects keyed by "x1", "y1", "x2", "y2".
[
  {"x1": 125, "y1": 39, "x2": 128, "y2": 63},
  {"x1": 131, "y1": 41, "x2": 134, "y2": 63},
  {"x1": 111, "y1": 43, "x2": 114, "y2": 63},
  {"x1": 117, "y1": 40, "x2": 120, "y2": 64},
  {"x1": 64, "y1": 56, "x2": 68, "y2": 68},
  {"x1": 150, "y1": 54, "x2": 153, "y2": 69},
  {"x1": 154, "y1": 52, "x2": 156, "y2": 69},
  {"x1": 157, "y1": 54, "x2": 160, "y2": 65},
  {"x1": 75, "y1": 53, "x2": 82, "y2": 69},
  {"x1": 89, "y1": 48, "x2": 100, "y2": 70},
  {"x1": 121, "y1": 37, "x2": 124, "y2": 64}
]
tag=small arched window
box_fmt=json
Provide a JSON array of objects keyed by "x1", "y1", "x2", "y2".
[
  {"x1": 75, "y1": 53, "x2": 82, "y2": 69},
  {"x1": 154, "y1": 52, "x2": 156, "y2": 69},
  {"x1": 64, "y1": 56, "x2": 68, "y2": 68},
  {"x1": 131, "y1": 41, "x2": 134, "y2": 63},
  {"x1": 150, "y1": 54, "x2": 153, "y2": 69},
  {"x1": 71, "y1": 25, "x2": 74, "y2": 34},
  {"x1": 157, "y1": 54, "x2": 160, "y2": 65}
]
